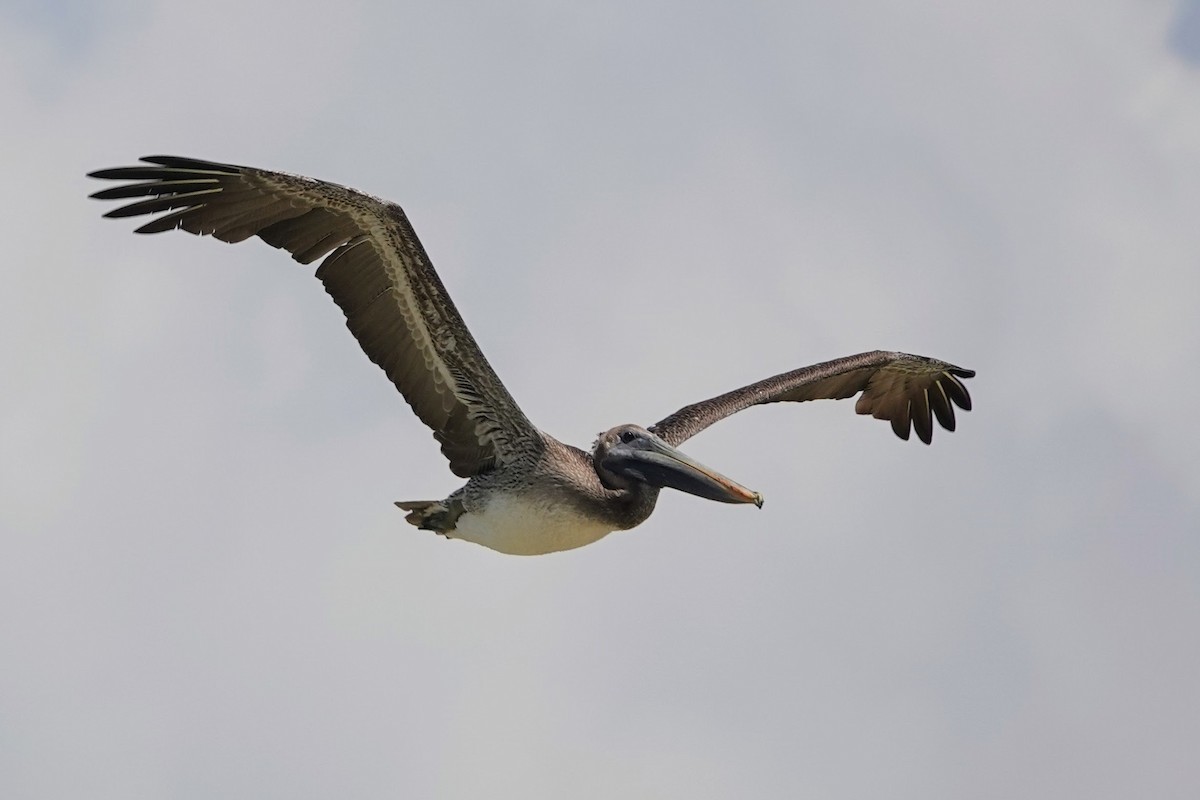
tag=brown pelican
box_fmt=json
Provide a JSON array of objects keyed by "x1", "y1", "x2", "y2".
[{"x1": 89, "y1": 156, "x2": 975, "y2": 555}]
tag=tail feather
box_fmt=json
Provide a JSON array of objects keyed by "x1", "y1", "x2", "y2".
[{"x1": 394, "y1": 499, "x2": 462, "y2": 533}]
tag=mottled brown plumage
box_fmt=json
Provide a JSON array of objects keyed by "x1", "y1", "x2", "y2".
[{"x1": 91, "y1": 155, "x2": 536, "y2": 478}]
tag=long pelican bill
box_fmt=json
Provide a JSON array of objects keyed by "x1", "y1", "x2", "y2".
[{"x1": 606, "y1": 435, "x2": 764, "y2": 508}]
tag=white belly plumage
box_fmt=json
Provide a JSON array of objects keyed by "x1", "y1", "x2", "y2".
[{"x1": 448, "y1": 494, "x2": 618, "y2": 556}]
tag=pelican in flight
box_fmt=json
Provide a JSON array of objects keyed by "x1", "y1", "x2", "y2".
[{"x1": 89, "y1": 156, "x2": 974, "y2": 555}]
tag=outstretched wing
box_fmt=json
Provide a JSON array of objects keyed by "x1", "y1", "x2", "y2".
[
  {"x1": 89, "y1": 155, "x2": 541, "y2": 477},
  {"x1": 649, "y1": 351, "x2": 974, "y2": 447}
]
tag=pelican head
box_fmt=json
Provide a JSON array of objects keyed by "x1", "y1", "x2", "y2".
[{"x1": 592, "y1": 424, "x2": 763, "y2": 507}]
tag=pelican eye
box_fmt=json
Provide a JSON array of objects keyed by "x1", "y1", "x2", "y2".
[{"x1": 620, "y1": 430, "x2": 637, "y2": 444}]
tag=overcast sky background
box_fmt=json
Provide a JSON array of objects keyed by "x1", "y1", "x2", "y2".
[{"x1": 2, "y1": 1, "x2": 1199, "y2": 797}]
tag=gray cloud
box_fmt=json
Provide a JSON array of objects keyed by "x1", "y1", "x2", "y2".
[{"x1": 2, "y1": 1, "x2": 1198, "y2": 797}]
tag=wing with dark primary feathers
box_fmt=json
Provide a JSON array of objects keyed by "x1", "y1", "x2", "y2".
[
  {"x1": 649, "y1": 350, "x2": 974, "y2": 447},
  {"x1": 89, "y1": 155, "x2": 542, "y2": 477}
]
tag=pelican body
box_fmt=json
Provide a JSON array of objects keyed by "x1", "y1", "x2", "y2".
[{"x1": 90, "y1": 156, "x2": 974, "y2": 555}]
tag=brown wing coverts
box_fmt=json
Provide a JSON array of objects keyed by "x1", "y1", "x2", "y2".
[
  {"x1": 89, "y1": 156, "x2": 539, "y2": 477},
  {"x1": 649, "y1": 350, "x2": 974, "y2": 447}
]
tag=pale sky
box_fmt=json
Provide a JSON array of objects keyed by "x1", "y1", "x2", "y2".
[{"x1": 2, "y1": 1, "x2": 1199, "y2": 797}]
